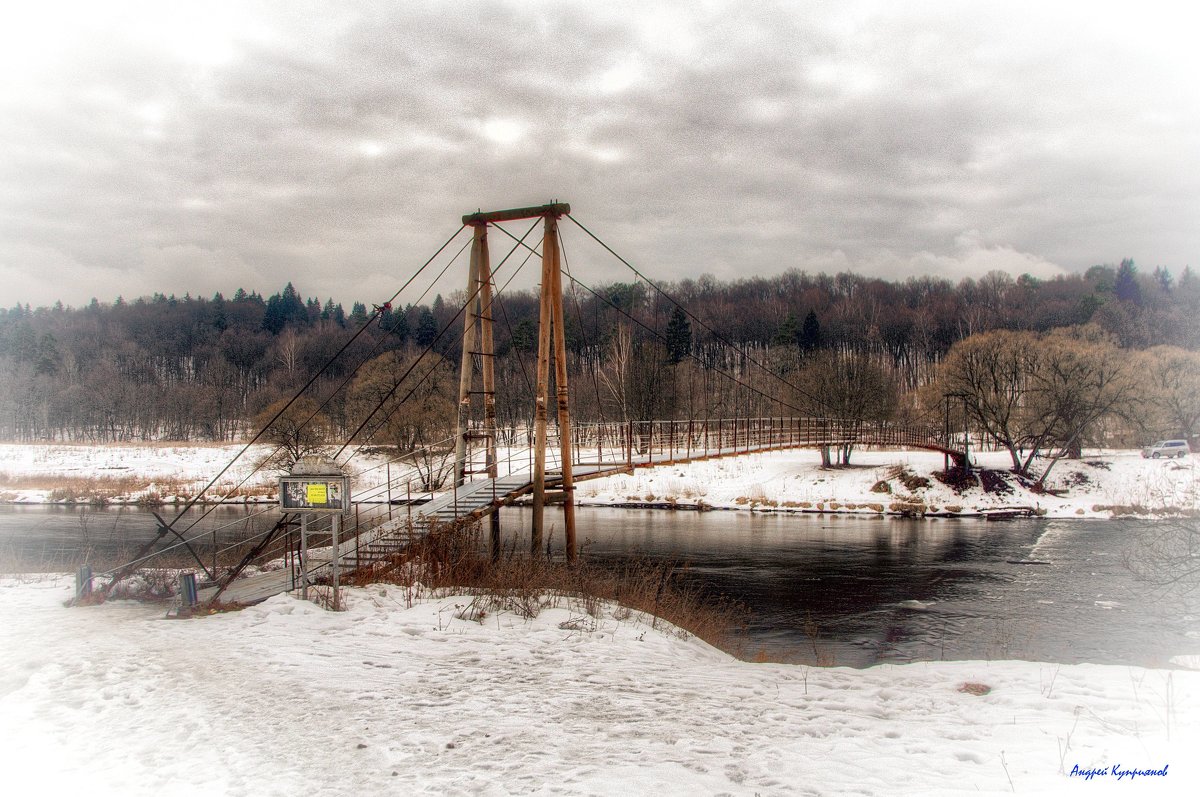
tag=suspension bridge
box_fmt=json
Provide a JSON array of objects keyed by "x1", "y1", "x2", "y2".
[{"x1": 88, "y1": 202, "x2": 967, "y2": 608}]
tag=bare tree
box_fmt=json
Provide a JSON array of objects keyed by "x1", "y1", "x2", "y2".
[
  {"x1": 796, "y1": 350, "x2": 897, "y2": 465},
  {"x1": 273, "y1": 327, "x2": 301, "y2": 379},
  {"x1": 934, "y1": 330, "x2": 1034, "y2": 471},
  {"x1": 253, "y1": 397, "x2": 332, "y2": 471},
  {"x1": 346, "y1": 350, "x2": 456, "y2": 454},
  {"x1": 1137, "y1": 346, "x2": 1200, "y2": 440},
  {"x1": 1021, "y1": 328, "x2": 1136, "y2": 486},
  {"x1": 935, "y1": 328, "x2": 1135, "y2": 481},
  {"x1": 596, "y1": 323, "x2": 633, "y2": 421}
]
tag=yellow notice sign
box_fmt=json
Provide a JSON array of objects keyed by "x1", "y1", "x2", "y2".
[{"x1": 306, "y1": 483, "x2": 328, "y2": 505}]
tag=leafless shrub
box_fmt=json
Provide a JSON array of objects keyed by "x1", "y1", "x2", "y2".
[
  {"x1": 803, "y1": 613, "x2": 836, "y2": 666},
  {"x1": 1126, "y1": 514, "x2": 1200, "y2": 594},
  {"x1": 107, "y1": 569, "x2": 180, "y2": 602},
  {"x1": 887, "y1": 465, "x2": 931, "y2": 491},
  {"x1": 366, "y1": 525, "x2": 749, "y2": 654}
]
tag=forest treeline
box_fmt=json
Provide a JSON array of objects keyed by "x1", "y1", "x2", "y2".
[{"x1": 1, "y1": 260, "x2": 1197, "y2": 468}]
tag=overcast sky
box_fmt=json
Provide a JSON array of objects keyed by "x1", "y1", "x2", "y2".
[{"x1": 2, "y1": 0, "x2": 1197, "y2": 309}]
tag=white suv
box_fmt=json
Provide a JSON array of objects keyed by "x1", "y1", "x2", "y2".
[{"x1": 1142, "y1": 439, "x2": 1190, "y2": 459}]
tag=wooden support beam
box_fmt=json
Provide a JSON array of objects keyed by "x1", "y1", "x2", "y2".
[
  {"x1": 478, "y1": 230, "x2": 497, "y2": 484},
  {"x1": 462, "y1": 203, "x2": 570, "y2": 226},
  {"x1": 455, "y1": 201, "x2": 575, "y2": 560},
  {"x1": 547, "y1": 216, "x2": 577, "y2": 564},
  {"x1": 453, "y1": 225, "x2": 485, "y2": 487},
  {"x1": 477, "y1": 229, "x2": 500, "y2": 561},
  {"x1": 531, "y1": 217, "x2": 555, "y2": 554}
]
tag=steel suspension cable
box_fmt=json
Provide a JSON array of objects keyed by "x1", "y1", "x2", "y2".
[
  {"x1": 337, "y1": 223, "x2": 542, "y2": 469},
  {"x1": 165, "y1": 223, "x2": 467, "y2": 529},
  {"x1": 565, "y1": 214, "x2": 830, "y2": 414},
  {"x1": 490, "y1": 224, "x2": 811, "y2": 417},
  {"x1": 558, "y1": 231, "x2": 608, "y2": 425},
  {"x1": 337, "y1": 246, "x2": 537, "y2": 471},
  {"x1": 170, "y1": 231, "x2": 474, "y2": 542},
  {"x1": 333, "y1": 219, "x2": 542, "y2": 464},
  {"x1": 103, "y1": 225, "x2": 468, "y2": 584}
]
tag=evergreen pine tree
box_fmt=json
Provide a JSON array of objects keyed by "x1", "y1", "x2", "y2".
[
  {"x1": 280, "y1": 282, "x2": 307, "y2": 327},
  {"x1": 773, "y1": 313, "x2": 799, "y2": 348},
  {"x1": 664, "y1": 306, "x2": 691, "y2": 364},
  {"x1": 1180, "y1": 266, "x2": 1197, "y2": 290},
  {"x1": 799, "y1": 309, "x2": 822, "y2": 352},
  {"x1": 381, "y1": 306, "x2": 408, "y2": 341},
  {"x1": 1114, "y1": 259, "x2": 1142, "y2": 305},
  {"x1": 1154, "y1": 266, "x2": 1174, "y2": 293},
  {"x1": 415, "y1": 307, "x2": 437, "y2": 346},
  {"x1": 262, "y1": 293, "x2": 284, "y2": 333}
]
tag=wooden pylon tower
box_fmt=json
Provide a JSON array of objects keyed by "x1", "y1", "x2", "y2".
[
  {"x1": 452, "y1": 218, "x2": 500, "y2": 552},
  {"x1": 456, "y1": 203, "x2": 576, "y2": 562}
]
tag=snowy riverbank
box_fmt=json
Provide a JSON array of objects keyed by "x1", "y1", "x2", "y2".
[
  {"x1": 577, "y1": 448, "x2": 1199, "y2": 519},
  {"x1": 1, "y1": 575, "x2": 1196, "y2": 796},
  {"x1": 1, "y1": 442, "x2": 1196, "y2": 518}
]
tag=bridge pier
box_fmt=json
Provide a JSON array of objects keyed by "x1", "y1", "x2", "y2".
[
  {"x1": 460, "y1": 203, "x2": 577, "y2": 563},
  {"x1": 531, "y1": 212, "x2": 576, "y2": 561}
]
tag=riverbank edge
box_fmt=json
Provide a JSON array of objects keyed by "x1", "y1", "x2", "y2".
[
  {"x1": 2, "y1": 443, "x2": 1195, "y2": 519},
  {"x1": 1, "y1": 491, "x2": 1187, "y2": 520}
]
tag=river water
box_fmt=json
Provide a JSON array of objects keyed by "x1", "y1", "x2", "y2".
[{"x1": 2, "y1": 504, "x2": 1196, "y2": 669}]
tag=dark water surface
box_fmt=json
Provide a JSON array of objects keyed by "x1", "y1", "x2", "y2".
[
  {"x1": 0, "y1": 504, "x2": 274, "y2": 570},
  {"x1": 504, "y1": 507, "x2": 1199, "y2": 668},
  {"x1": 2, "y1": 504, "x2": 1196, "y2": 668}
]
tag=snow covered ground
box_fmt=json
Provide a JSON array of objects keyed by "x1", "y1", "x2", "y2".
[
  {"x1": 1, "y1": 442, "x2": 1195, "y2": 518},
  {"x1": 576, "y1": 448, "x2": 1200, "y2": 518},
  {"x1": 0, "y1": 443, "x2": 395, "y2": 505},
  {"x1": 0, "y1": 442, "x2": 283, "y2": 504},
  {"x1": 1, "y1": 575, "x2": 1195, "y2": 796}
]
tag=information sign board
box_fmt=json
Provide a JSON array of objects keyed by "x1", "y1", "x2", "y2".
[{"x1": 279, "y1": 475, "x2": 350, "y2": 513}]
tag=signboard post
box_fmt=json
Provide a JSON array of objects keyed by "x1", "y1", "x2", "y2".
[
  {"x1": 300, "y1": 514, "x2": 309, "y2": 600},
  {"x1": 280, "y1": 461, "x2": 351, "y2": 610}
]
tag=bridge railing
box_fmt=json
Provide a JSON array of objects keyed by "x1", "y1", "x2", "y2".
[
  {"x1": 198, "y1": 414, "x2": 954, "y2": 597},
  {"x1": 301, "y1": 414, "x2": 951, "y2": 560},
  {"x1": 564, "y1": 416, "x2": 950, "y2": 468}
]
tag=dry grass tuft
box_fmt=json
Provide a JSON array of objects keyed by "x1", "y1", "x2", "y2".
[
  {"x1": 957, "y1": 682, "x2": 992, "y2": 696},
  {"x1": 0, "y1": 471, "x2": 274, "y2": 504},
  {"x1": 886, "y1": 465, "x2": 931, "y2": 492},
  {"x1": 0, "y1": 472, "x2": 195, "y2": 504},
  {"x1": 358, "y1": 526, "x2": 749, "y2": 655}
]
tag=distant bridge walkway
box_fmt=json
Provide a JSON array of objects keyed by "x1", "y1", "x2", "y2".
[{"x1": 202, "y1": 416, "x2": 962, "y2": 605}]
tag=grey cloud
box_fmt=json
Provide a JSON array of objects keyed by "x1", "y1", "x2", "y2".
[{"x1": 1, "y1": 0, "x2": 1196, "y2": 308}]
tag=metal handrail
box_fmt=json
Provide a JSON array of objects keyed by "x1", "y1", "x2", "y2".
[{"x1": 165, "y1": 413, "x2": 961, "y2": 592}]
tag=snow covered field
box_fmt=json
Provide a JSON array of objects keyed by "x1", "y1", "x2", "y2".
[
  {"x1": 1, "y1": 576, "x2": 1195, "y2": 796},
  {"x1": 1, "y1": 442, "x2": 1196, "y2": 518},
  {"x1": 2, "y1": 444, "x2": 1196, "y2": 793},
  {"x1": 576, "y1": 448, "x2": 1199, "y2": 518}
]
